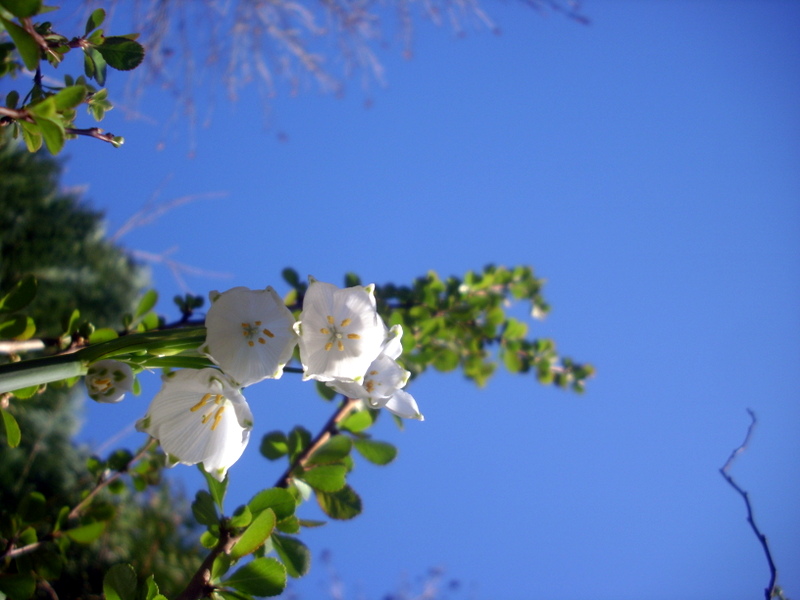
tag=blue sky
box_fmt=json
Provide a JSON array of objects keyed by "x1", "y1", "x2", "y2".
[{"x1": 52, "y1": 1, "x2": 800, "y2": 598}]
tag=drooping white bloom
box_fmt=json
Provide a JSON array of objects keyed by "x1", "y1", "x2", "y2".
[
  {"x1": 202, "y1": 286, "x2": 297, "y2": 387},
  {"x1": 85, "y1": 359, "x2": 134, "y2": 403},
  {"x1": 293, "y1": 278, "x2": 386, "y2": 383},
  {"x1": 136, "y1": 368, "x2": 253, "y2": 481},
  {"x1": 327, "y1": 325, "x2": 424, "y2": 421}
]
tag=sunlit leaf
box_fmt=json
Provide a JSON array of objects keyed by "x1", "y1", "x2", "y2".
[
  {"x1": 1, "y1": 408, "x2": 21, "y2": 447},
  {"x1": 307, "y1": 435, "x2": 351, "y2": 465},
  {"x1": 300, "y1": 464, "x2": 347, "y2": 493},
  {"x1": 222, "y1": 557, "x2": 286, "y2": 597},
  {"x1": 230, "y1": 508, "x2": 275, "y2": 559},
  {"x1": 64, "y1": 521, "x2": 106, "y2": 544}
]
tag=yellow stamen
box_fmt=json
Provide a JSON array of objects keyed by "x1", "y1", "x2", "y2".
[
  {"x1": 262, "y1": 328, "x2": 274, "y2": 338},
  {"x1": 255, "y1": 321, "x2": 262, "y2": 326},
  {"x1": 327, "y1": 315, "x2": 335, "y2": 325},
  {"x1": 191, "y1": 394, "x2": 212, "y2": 412},
  {"x1": 337, "y1": 340, "x2": 345, "y2": 351},
  {"x1": 340, "y1": 318, "x2": 351, "y2": 327},
  {"x1": 258, "y1": 338, "x2": 266, "y2": 344},
  {"x1": 211, "y1": 406, "x2": 225, "y2": 431},
  {"x1": 248, "y1": 340, "x2": 254, "y2": 347},
  {"x1": 347, "y1": 333, "x2": 360, "y2": 339},
  {"x1": 325, "y1": 342, "x2": 333, "y2": 351},
  {"x1": 320, "y1": 327, "x2": 330, "y2": 334},
  {"x1": 201, "y1": 413, "x2": 211, "y2": 424}
]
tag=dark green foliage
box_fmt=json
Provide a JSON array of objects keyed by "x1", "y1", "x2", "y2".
[
  {"x1": 0, "y1": 136, "x2": 201, "y2": 598},
  {"x1": 0, "y1": 133, "x2": 145, "y2": 337}
]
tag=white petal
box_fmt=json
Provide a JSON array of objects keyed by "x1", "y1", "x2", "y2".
[
  {"x1": 383, "y1": 389, "x2": 424, "y2": 421},
  {"x1": 203, "y1": 286, "x2": 297, "y2": 387},
  {"x1": 85, "y1": 360, "x2": 134, "y2": 403},
  {"x1": 137, "y1": 369, "x2": 252, "y2": 480},
  {"x1": 296, "y1": 280, "x2": 385, "y2": 382}
]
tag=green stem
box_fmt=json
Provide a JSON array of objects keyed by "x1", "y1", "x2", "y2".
[
  {"x1": 0, "y1": 326, "x2": 207, "y2": 394},
  {"x1": 0, "y1": 353, "x2": 86, "y2": 394}
]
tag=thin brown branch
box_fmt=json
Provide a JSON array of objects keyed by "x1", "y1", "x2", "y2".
[
  {"x1": 68, "y1": 438, "x2": 157, "y2": 520},
  {"x1": 275, "y1": 397, "x2": 361, "y2": 488},
  {"x1": 719, "y1": 409, "x2": 779, "y2": 600}
]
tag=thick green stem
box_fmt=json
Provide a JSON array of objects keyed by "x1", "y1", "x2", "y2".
[
  {"x1": 0, "y1": 326, "x2": 207, "y2": 394},
  {"x1": 0, "y1": 354, "x2": 87, "y2": 394}
]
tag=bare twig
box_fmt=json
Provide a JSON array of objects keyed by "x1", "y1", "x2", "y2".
[{"x1": 719, "y1": 409, "x2": 780, "y2": 600}]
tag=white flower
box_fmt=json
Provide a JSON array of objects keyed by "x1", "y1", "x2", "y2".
[
  {"x1": 202, "y1": 286, "x2": 297, "y2": 387},
  {"x1": 85, "y1": 360, "x2": 134, "y2": 403},
  {"x1": 293, "y1": 278, "x2": 386, "y2": 383},
  {"x1": 328, "y1": 326, "x2": 424, "y2": 421},
  {"x1": 136, "y1": 368, "x2": 253, "y2": 481}
]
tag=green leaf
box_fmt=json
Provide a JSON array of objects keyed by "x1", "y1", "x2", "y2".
[
  {"x1": 84, "y1": 47, "x2": 107, "y2": 85},
  {"x1": 89, "y1": 327, "x2": 118, "y2": 344},
  {"x1": 0, "y1": 0, "x2": 41, "y2": 18},
  {"x1": 222, "y1": 557, "x2": 286, "y2": 597},
  {"x1": 103, "y1": 563, "x2": 137, "y2": 600},
  {"x1": 96, "y1": 36, "x2": 145, "y2": 71},
  {"x1": 64, "y1": 521, "x2": 106, "y2": 544},
  {"x1": 230, "y1": 507, "x2": 276, "y2": 560},
  {"x1": 307, "y1": 434, "x2": 352, "y2": 465},
  {"x1": 287, "y1": 426, "x2": 311, "y2": 461},
  {"x1": 432, "y1": 348, "x2": 460, "y2": 372},
  {"x1": 315, "y1": 379, "x2": 337, "y2": 400},
  {"x1": 52, "y1": 85, "x2": 87, "y2": 110},
  {"x1": 300, "y1": 464, "x2": 347, "y2": 492},
  {"x1": 0, "y1": 16, "x2": 39, "y2": 70},
  {"x1": 0, "y1": 314, "x2": 33, "y2": 339},
  {"x1": 10, "y1": 384, "x2": 40, "y2": 399},
  {"x1": 191, "y1": 490, "x2": 218, "y2": 527},
  {"x1": 62, "y1": 307, "x2": 80, "y2": 335},
  {"x1": 134, "y1": 289, "x2": 158, "y2": 319},
  {"x1": 201, "y1": 466, "x2": 228, "y2": 511},
  {"x1": 260, "y1": 431, "x2": 288, "y2": 460},
  {"x1": 272, "y1": 534, "x2": 311, "y2": 578},
  {"x1": 18, "y1": 491, "x2": 46, "y2": 523},
  {"x1": 281, "y1": 267, "x2": 300, "y2": 287},
  {"x1": 19, "y1": 119, "x2": 42, "y2": 152},
  {"x1": 85, "y1": 8, "x2": 105, "y2": 35},
  {"x1": 1, "y1": 408, "x2": 21, "y2": 447},
  {"x1": 339, "y1": 409, "x2": 376, "y2": 433},
  {"x1": 316, "y1": 485, "x2": 362, "y2": 520},
  {"x1": 0, "y1": 572, "x2": 36, "y2": 599},
  {"x1": 353, "y1": 439, "x2": 397, "y2": 465},
  {"x1": 0, "y1": 274, "x2": 37, "y2": 313},
  {"x1": 503, "y1": 318, "x2": 528, "y2": 341},
  {"x1": 6, "y1": 90, "x2": 19, "y2": 108},
  {"x1": 34, "y1": 115, "x2": 65, "y2": 155},
  {"x1": 229, "y1": 504, "x2": 252, "y2": 528},
  {"x1": 248, "y1": 488, "x2": 296, "y2": 521}
]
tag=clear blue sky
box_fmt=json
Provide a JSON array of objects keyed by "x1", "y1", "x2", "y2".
[{"x1": 57, "y1": 1, "x2": 800, "y2": 598}]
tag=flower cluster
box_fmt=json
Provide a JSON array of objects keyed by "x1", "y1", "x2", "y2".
[{"x1": 86, "y1": 279, "x2": 423, "y2": 481}]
